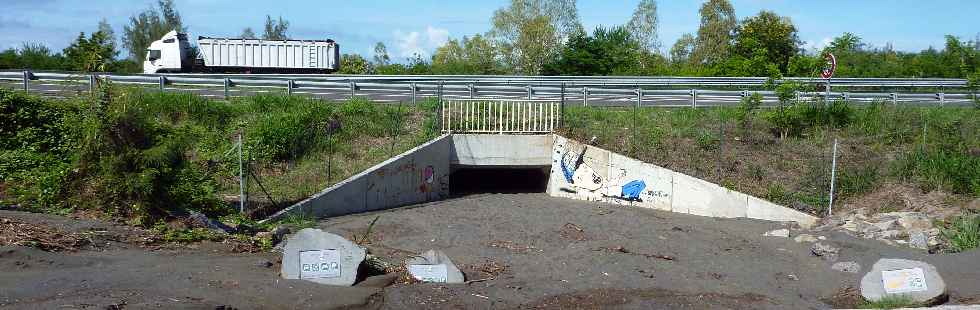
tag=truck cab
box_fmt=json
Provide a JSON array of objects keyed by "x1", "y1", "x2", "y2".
[{"x1": 143, "y1": 30, "x2": 193, "y2": 74}]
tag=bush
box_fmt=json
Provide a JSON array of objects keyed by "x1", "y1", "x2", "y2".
[
  {"x1": 764, "y1": 99, "x2": 853, "y2": 138},
  {"x1": 896, "y1": 149, "x2": 980, "y2": 196}
]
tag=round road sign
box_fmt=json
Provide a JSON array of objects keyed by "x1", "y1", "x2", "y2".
[{"x1": 821, "y1": 53, "x2": 837, "y2": 79}]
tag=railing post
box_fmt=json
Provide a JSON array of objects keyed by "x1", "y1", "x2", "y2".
[
  {"x1": 526, "y1": 85, "x2": 532, "y2": 100},
  {"x1": 890, "y1": 92, "x2": 898, "y2": 106},
  {"x1": 287, "y1": 80, "x2": 294, "y2": 95},
  {"x1": 469, "y1": 83, "x2": 475, "y2": 99},
  {"x1": 936, "y1": 92, "x2": 944, "y2": 106},
  {"x1": 689, "y1": 89, "x2": 697, "y2": 108},
  {"x1": 411, "y1": 82, "x2": 417, "y2": 106},
  {"x1": 583, "y1": 86, "x2": 589, "y2": 107},
  {"x1": 158, "y1": 76, "x2": 166, "y2": 92},
  {"x1": 349, "y1": 81, "x2": 356, "y2": 100},
  {"x1": 22, "y1": 70, "x2": 30, "y2": 92},
  {"x1": 224, "y1": 78, "x2": 231, "y2": 99}
]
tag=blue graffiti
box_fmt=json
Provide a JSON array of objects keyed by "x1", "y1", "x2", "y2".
[
  {"x1": 560, "y1": 153, "x2": 575, "y2": 183},
  {"x1": 621, "y1": 180, "x2": 646, "y2": 200}
]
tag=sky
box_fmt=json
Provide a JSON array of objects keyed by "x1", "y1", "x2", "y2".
[{"x1": 1, "y1": 0, "x2": 978, "y2": 62}]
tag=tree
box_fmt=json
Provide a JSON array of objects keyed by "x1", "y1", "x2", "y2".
[
  {"x1": 543, "y1": 25, "x2": 651, "y2": 76},
  {"x1": 627, "y1": 0, "x2": 660, "y2": 52},
  {"x1": 373, "y1": 42, "x2": 390, "y2": 66},
  {"x1": 670, "y1": 33, "x2": 696, "y2": 64},
  {"x1": 692, "y1": 0, "x2": 736, "y2": 66},
  {"x1": 63, "y1": 29, "x2": 118, "y2": 72},
  {"x1": 240, "y1": 27, "x2": 257, "y2": 39},
  {"x1": 828, "y1": 32, "x2": 862, "y2": 52},
  {"x1": 732, "y1": 10, "x2": 801, "y2": 73},
  {"x1": 122, "y1": 0, "x2": 186, "y2": 62},
  {"x1": 98, "y1": 19, "x2": 116, "y2": 49},
  {"x1": 339, "y1": 54, "x2": 373, "y2": 74},
  {"x1": 262, "y1": 15, "x2": 289, "y2": 40},
  {"x1": 490, "y1": 0, "x2": 583, "y2": 74},
  {"x1": 432, "y1": 34, "x2": 505, "y2": 75}
]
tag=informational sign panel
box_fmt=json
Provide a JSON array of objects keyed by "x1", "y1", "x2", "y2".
[
  {"x1": 408, "y1": 264, "x2": 449, "y2": 283},
  {"x1": 881, "y1": 268, "x2": 928, "y2": 294},
  {"x1": 299, "y1": 249, "x2": 341, "y2": 279}
]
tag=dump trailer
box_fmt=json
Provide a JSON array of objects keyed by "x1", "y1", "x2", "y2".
[{"x1": 143, "y1": 30, "x2": 340, "y2": 74}]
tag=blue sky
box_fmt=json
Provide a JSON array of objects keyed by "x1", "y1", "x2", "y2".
[{"x1": 1, "y1": 0, "x2": 978, "y2": 61}]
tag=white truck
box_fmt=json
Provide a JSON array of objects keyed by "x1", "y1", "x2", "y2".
[{"x1": 143, "y1": 30, "x2": 340, "y2": 74}]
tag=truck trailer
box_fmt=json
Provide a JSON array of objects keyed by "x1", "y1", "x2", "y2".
[{"x1": 143, "y1": 30, "x2": 340, "y2": 74}]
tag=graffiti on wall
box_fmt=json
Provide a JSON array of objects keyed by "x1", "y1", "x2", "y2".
[
  {"x1": 419, "y1": 165, "x2": 435, "y2": 193},
  {"x1": 554, "y1": 139, "x2": 663, "y2": 203}
]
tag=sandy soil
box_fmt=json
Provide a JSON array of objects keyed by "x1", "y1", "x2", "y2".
[{"x1": 2, "y1": 194, "x2": 979, "y2": 309}]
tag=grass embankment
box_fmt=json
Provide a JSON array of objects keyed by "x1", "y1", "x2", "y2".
[
  {"x1": 561, "y1": 100, "x2": 980, "y2": 216},
  {"x1": 0, "y1": 87, "x2": 439, "y2": 227}
]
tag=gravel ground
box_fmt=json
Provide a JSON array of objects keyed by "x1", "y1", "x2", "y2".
[{"x1": 2, "y1": 194, "x2": 979, "y2": 309}]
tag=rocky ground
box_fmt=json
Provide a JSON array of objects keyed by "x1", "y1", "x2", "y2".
[{"x1": 2, "y1": 194, "x2": 979, "y2": 309}]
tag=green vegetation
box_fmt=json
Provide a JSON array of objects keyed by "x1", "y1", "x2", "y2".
[
  {"x1": 561, "y1": 98, "x2": 979, "y2": 215},
  {"x1": 0, "y1": 87, "x2": 438, "y2": 224},
  {"x1": 940, "y1": 215, "x2": 980, "y2": 252},
  {"x1": 858, "y1": 295, "x2": 920, "y2": 309}
]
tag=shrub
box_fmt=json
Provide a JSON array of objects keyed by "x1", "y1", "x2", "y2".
[
  {"x1": 839, "y1": 165, "x2": 880, "y2": 197},
  {"x1": 896, "y1": 149, "x2": 980, "y2": 196},
  {"x1": 735, "y1": 93, "x2": 762, "y2": 133},
  {"x1": 695, "y1": 131, "x2": 719, "y2": 151},
  {"x1": 940, "y1": 215, "x2": 980, "y2": 253}
]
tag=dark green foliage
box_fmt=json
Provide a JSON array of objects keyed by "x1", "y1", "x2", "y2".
[
  {"x1": 765, "y1": 99, "x2": 853, "y2": 138},
  {"x1": 543, "y1": 25, "x2": 660, "y2": 76}
]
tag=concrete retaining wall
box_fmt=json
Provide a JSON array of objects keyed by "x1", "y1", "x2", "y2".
[
  {"x1": 263, "y1": 134, "x2": 453, "y2": 222},
  {"x1": 450, "y1": 134, "x2": 553, "y2": 167},
  {"x1": 547, "y1": 135, "x2": 818, "y2": 227}
]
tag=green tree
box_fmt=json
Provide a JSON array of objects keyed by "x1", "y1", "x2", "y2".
[
  {"x1": 262, "y1": 15, "x2": 289, "y2": 40},
  {"x1": 490, "y1": 0, "x2": 582, "y2": 74},
  {"x1": 627, "y1": 0, "x2": 660, "y2": 52},
  {"x1": 122, "y1": 0, "x2": 186, "y2": 62},
  {"x1": 339, "y1": 54, "x2": 373, "y2": 74},
  {"x1": 432, "y1": 34, "x2": 505, "y2": 75},
  {"x1": 63, "y1": 29, "x2": 118, "y2": 72},
  {"x1": 542, "y1": 25, "x2": 650, "y2": 76},
  {"x1": 240, "y1": 27, "x2": 257, "y2": 39},
  {"x1": 671, "y1": 33, "x2": 696, "y2": 65},
  {"x1": 692, "y1": 0, "x2": 736, "y2": 66},
  {"x1": 373, "y1": 42, "x2": 391, "y2": 66},
  {"x1": 732, "y1": 10, "x2": 800, "y2": 73}
]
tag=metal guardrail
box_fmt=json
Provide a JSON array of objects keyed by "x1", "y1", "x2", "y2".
[{"x1": 0, "y1": 70, "x2": 976, "y2": 107}]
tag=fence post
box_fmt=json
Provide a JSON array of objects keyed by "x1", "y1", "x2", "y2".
[
  {"x1": 238, "y1": 133, "x2": 246, "y2": 214},
  {"x1": 583, "y1": 87, "x2": 589, "y2": 107},
  {"x1": 158, "y1": 76, "x2": 166, "y2": 92},
  {"x1": 411, "y1": 82, "x2": 417, "y2": 106},
  {"x1": 224, "y1": 78, "x2": 231, "y2": 99},
  {"x1": 22, "y1": 70, "x2": 30, "y2": 92},
  {"x1": 287, "y1": 80, "x2": 294, "y2": 95},
  {"x1": 828, "y1": 138, "x2": 838, "y2": 216}
]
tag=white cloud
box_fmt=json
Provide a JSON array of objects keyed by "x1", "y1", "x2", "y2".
[{"x1": 393, "y1": 25, "x2": 450, "y2": 59}]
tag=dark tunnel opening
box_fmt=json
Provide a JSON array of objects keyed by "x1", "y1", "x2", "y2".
[{"x1": 449, "y1": 167, "x2": 550, "y2": 196}]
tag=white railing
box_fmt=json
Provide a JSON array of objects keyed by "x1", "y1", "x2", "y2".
[{"x1": 442, "y1": 99, "x2": 560, "y2": 134}]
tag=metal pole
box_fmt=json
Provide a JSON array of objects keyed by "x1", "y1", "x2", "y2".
[
  {"x1": 411, "y1": 82, "x2": 417, "y2": 107},
  {"x1": 89, "y1": 74, "x2": 97, "y2": 94},
  {"x1": 238, "y1": 133, "x2": 246, "y2": 214},
  {"x1": 828, "y1": 138, "x2": 838, "y2": 216},
  {"x1": 224, "y1": 78, "x2": 231, "y2": 99},
  {"x1": 690, "y1": 89, "x2": 697, "y2": 108},
  {"x1": 22, "y1": 70, "x2": 29, "y2": 92},
  {"x1": 469, "y1": 83, "x2": 475, "y2": 99},
  {"x1": 158, "y1": 76, "x2": 166, "y2": 92},
  {"x1": 350, "y1": 81, "x2": 356, "y2": 100},
  {"x1": 825, "y1": 79, "x2": 831, "y2": 106},
  {"x1": 287, "y1": 80, "x2": 294, "y2": 95},
  {"x1": 438, "y1": 81, "x2": 444, "y2": 130},
  {"x1": 526, "y1": 85, "x2": 532, "y2": 100},
  {"x1": 560, "y1": 82, "x2": 566, "y2": 129},
  {"x1": 891, "y1": 92, "x2": 897, "y2": 106},
  {"x1": 583, "y1": 87, "x2": 589, "y2": 107},
  {"x1": 327, "y1": 131, "x2": 332, "y2": 184}
]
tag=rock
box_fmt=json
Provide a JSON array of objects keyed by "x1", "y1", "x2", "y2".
[
  {"x1": 860, "y1": 258, "x2": 947, "y2": 305},
  {"x1": 871, "y1": 220, "x2": 899, "y2": 231},
  {"x1": 817, "y1": 236, "x2": 827, "y2": 240},
  {"x1": 186, "y1": 211, "x2": 234, "y2": 233},
  {"x1": 966, "y1": 198, "x2": 980, "y2": 214},
  {"x1": 832, "y1": 261, "x2": 861, "y2": 273},
  {"x1": 875, "y1": 230, "x2": 905, "y2": 240},
  {"x1": 909, "y1": 231, "x2": 929, "y2": 250},
  {"x1": 811, "y1": 242, "x2": 840, "y2": 261},
  {"x1": 763, "y1": 228, "x2": 790, "y2": 238},
  {"x1": 406, "y1": 250, "x2": 465, "y2": 284},
  {"x1": 793, "y1": 234, "x2": 819, "y2": 243},
  {"x1": 897, "y1": 213, "x2": 933, "y2": 231},
  {"x1": 271, "y1": 225, "x2": 292, "y2": 245},
  {"x1": 281, "y1": 228, "x2": 366, "y2": 286}
]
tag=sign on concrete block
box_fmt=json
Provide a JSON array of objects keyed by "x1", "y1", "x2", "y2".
[
  {"x1": 299, "y1": 249, "x2": 341, "y2": 279},
  {"x1": 408, "y1": 264, "x2": 449, "y2": 283},
  {"x1": 882, "y1": 268, "x2": 928, "y2": 294}
]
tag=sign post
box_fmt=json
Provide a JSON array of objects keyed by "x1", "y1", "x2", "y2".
[{"x1": 821, "y1": 53, "x2": 837, "y2": 104}]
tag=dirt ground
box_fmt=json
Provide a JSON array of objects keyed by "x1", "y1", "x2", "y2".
[{"x1": 2, "y1": 193, "x2": 980, "y2": 309}]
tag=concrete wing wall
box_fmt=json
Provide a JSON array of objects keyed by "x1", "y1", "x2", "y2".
[
  {"x1": 547, "y1": 135, "x2": 817, "y2": 227},
  {"x1": 263, "y1": 134, "x2": 452, "y2": 222}
]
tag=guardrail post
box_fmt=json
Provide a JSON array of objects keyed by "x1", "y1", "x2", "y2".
[
  {"x1": 224, "y1": 78, "x2": 231, "y2": 99},
  {"x1": 936, "y1": 92, "x2": 944, "y2": 106},
  {"x1": 583, "y1": 87, "x2": 589, "y2": 107},
  {"x1": 411, "y1": 82, "x2": 417, "y2": 106},
  {"x1": 22, "y1": 70, "x2": 30, "y2": 92},
  {"x1": 89, "y1": 74, "x2": 97, "y2": 94},
  {"x1": 560, "y1": 82, "x2": 565, "y2": 128},
  {"x1": 438, "y1": 81, "x2": 444, "y2": 130},
  {"x1": 287, "y1": 80, "x2": 294, "y2": 95},
  {"x1": 468, "y1": 83, "x2": 475, "y2": 99},
  {"x1": 526, "y1": 85, "x2": 532, "y2": 100},
  {"x1": 890, "y1": 92, "x2": 897, "y2": 106},
  {"x1": 636, "y1": 87, "x2": 642, "y2": 108},
  {"x1": 349, "y1": 81, "x2": 356, "y2": 100},
  {"x1": 689, "y1": 89, "x2": 697, "y2": 108},
  {"x1": 158, "y1": 76, "x2": 166, "y2": 92}
]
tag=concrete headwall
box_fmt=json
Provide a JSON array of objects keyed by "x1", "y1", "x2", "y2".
[
  {"x1": 547, "y1": 135, "x2": 818, "y2": 227},
  {"x1": 264, "y1": 134, "x2": 453, "y2": 222},
  {"x1": 450, "y1": 134, "x2": 553, "y2": 167}
]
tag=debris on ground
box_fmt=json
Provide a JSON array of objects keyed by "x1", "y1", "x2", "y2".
[
  {"x1": 763, "y1": 228, "x2": 790, "y2": 238},
  {"x1": 831, "y1": 261, "x2": 861, "y2": 273},
  {"x1": 0, "y1": 218, "x2": 89, "y2": 252},
  {"x1": 559, "y1": 222, "x2": 588, "y2": 241},
  {"x1": 793, "y1": 234, "x2": 820, "y2": 243},
  {"x1": 596, "y1": 245, "x2": 675, "y2": 261},
  {"x1": 810, "y1": 242, "x2": 840, "y2": 261},
  {"x1": 186, "y1": 211, "x2": 235, "y2": 233},
  {"x1": 406, "y1": 250, "x2": 465, "y2": 283},
  {"x1": 860, "y1": 258, "x2": 948, "y2": 305},
  {"x1": 487, "y1": 240, "x2": 540, "y2": 254}
]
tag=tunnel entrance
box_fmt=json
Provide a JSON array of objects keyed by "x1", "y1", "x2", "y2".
[{"x1": 449, "y1": 166, "x2": 550, "y2": 196}]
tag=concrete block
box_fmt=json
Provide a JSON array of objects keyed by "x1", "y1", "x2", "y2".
[
  {"x1": 860, "y1": 258, "x2": 947, "y2": 305},
  {"x1": 281, "y1": 228, "x2": 366, "y2": 286},
  {"x1": 406, "y1": 250, "x2": 465, "y2": 283},
  {"x1": 746, "y1": 195, "x2": 818, "y2": 227},
  {"x1": 671, "y1": 171, "x2": 746, "y2": 218}
]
